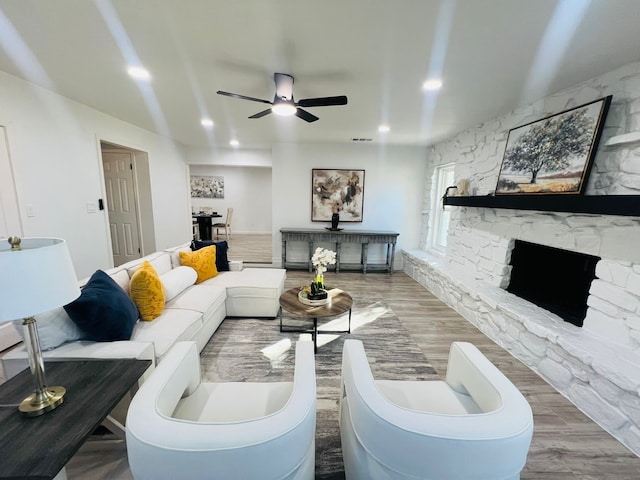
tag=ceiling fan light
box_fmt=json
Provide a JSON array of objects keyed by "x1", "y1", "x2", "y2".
[
  {"x1": 271, "y1": 103, "x2": 297, "y2": 116},
  {"x1": 422, "y1": 79, "x2": 442, "y2": 91},
  {"x1": 127, "y1": 66, "x2": 151, "y2": 81}
]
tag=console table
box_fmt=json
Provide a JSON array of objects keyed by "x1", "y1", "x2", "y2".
[
  {"x1": 0, "y1": 358, "x2": 151, "y2": 480},
  {"x1": 280, "y1": 228, "x2": 399, "y2": 273}
]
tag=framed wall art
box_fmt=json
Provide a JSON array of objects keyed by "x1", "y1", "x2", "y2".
[
  {"x1": 495, "y1": 95, "x2": 611, "y2": 195},
  {"x1": 190, "y1": 175, "x2": 224, "y2": 199},
  {"x1": 312, "y1": 169, "x2": 365, "y2": 222}
]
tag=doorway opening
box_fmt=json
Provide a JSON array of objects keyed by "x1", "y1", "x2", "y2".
[{"x1": 100, "y1": 141, "x2": 155, "y2": 267}]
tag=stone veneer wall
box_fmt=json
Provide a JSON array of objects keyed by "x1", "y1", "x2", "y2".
[{"x1": 405, "y1": 60, "x2": 640, "y2": 455}]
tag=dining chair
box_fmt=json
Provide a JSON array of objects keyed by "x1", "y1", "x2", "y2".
[
  {"x1": 191, "y1": 218, "x2": 200, "y2": 240},
  {"x1": 213, "y1": 207, "x2": 233, "y2": 241}
]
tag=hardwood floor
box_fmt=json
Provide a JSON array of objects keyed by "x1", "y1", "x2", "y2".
[
  {"x1": 11, "y1": 234, "x2": 638, "y2": 478},
  {"x1": 220, "y1": 233, "x2": 273, "y2": 264},
  {"x1": 295, "y1": 270, "x2": 640, "y2": 479}
]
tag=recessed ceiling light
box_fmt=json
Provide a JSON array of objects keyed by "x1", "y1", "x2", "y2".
[
  {"x1": 127, "y1": 66, "x2": 151, "y2": 81},
  {"x1": 201, "y1": 118, "x2": 214, "y2": 128},
  {"x1": 229, "y1": 139, "x2": 239, "y2": 147},
  {"x1": 422, "y1": 79, "x2": 442, "y2": 91},
  {"x1": 378, "y1": 125, "x2": 390, "y2": 133}
]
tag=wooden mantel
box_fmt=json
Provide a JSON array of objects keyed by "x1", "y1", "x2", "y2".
[{"x1": 443, "y1": 194, "x2": 640, "y2": 217}]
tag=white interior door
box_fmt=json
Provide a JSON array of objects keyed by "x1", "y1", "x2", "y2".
[{"x1": 102, "y1": 151, "x2": 142, "y2": 266}]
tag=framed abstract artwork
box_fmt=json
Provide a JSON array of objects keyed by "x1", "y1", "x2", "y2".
[
  {"x1": 496, "y1": 95, "x2": 611, "y2": 195},
  {"x1": 312, "y1": 169, "x2": 365, "y2": 222},
  {"x1": 190, "y1": 175, "x2": 224, "y2": 199}
]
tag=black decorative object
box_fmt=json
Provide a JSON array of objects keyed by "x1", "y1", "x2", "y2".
[{"x1": 331, "y1": 213, "x2": 340, "y2": 229}]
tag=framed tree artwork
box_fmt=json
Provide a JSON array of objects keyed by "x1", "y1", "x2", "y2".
[
  {"x1": 312, "y1": 169, "x2": 365, "y2": 222},
  {"x1": 495, "y1": 95, "x2": 612, "y2": 195}
]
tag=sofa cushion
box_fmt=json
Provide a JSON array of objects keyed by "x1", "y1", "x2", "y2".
[
  {"x1": 164, "y1": 244, "x2": 191, "y2": 269},
  {"x1": 161, "y1": 266, "x2": 198, "y2": 302},
  {"x1": 130, "y1": 261, "x2": 166, "y2": 321},
  {"x1": 121, "y1": 252, "x2": 166, "y2": 277},
  {"x1": 205, "y1": 269, "x2": 286, "y2": 299},
  {"x1": 108, "y1": 268, "x2": 131, "y2": 293},
  {"x1": 64, "y1": 270, "x2": 139, "y2": 342},
  {"x1": 179, "y1": 246, "x2": 218, "y2": 284},
  {"x1": 131, "y1": 308, "x2": 202, "y2": 361},
  {"x1": 13, "y1": 307, "x2": 85, "y2": 351},
  {"x1": 165, "y1": 284, "x2": 226, "y2": 314},
  {"x1": 190, "y1": 239, "x2": 230, "y2": 271}
]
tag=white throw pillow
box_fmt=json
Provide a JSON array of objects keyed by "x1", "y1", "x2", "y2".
[
  {"x1": 161, "y1": 266, "x2": 198, "y2": 302},
  {"x1": 13, "y1": 307, "x2": 85, "y2": 351}
]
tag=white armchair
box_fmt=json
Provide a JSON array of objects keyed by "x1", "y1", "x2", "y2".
[
  {"x1": 126, "y1": 340, "x2": 316, "y2": 480},
  {"x1": 339, "y1": 340, "x2": 533, "y2": 480}
]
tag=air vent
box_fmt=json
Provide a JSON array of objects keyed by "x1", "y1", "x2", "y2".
[{"x1": 351, "y1": 138, "x2": 373, "y2": 142}]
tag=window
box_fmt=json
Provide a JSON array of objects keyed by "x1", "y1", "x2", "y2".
[{"x1": 428, "y1": 163, "x2": 455, "y2": 252}]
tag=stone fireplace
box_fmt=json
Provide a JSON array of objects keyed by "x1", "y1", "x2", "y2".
[
  {"x1": 402, "y1": 62, "x2": 640, "y2": 455},
  {"x1": 402, "y1": 205, "x2": 640, "y2": 455},
  {"x1": 402, "y1": 59, "x2": 640, "y2": 455}
]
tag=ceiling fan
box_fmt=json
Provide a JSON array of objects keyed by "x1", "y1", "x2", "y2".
[{"x1": 216, "y1": 72, "x2": 348, "y2": 123}]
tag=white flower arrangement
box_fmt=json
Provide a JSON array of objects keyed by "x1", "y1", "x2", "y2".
[{"x1": 311, "y1": 247, "x2": 336, "y2": 274}]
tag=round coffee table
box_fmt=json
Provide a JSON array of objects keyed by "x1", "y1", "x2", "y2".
[{"x1": 279, "y1": 287, "x2": 353, "y2": 353}]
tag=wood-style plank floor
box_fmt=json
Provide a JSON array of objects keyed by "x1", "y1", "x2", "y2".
[
  {"x1": 265, "y1": 231, "x2": 639, "y2": 477},
  {"x1": 299, "y1": 270, "x2": 640, "y2": 479},
  {"x1": 5, "y1": 234, "x2": 638, "y2": 478},
  {"x1": 218, "y1": 233, "x2": 273, "y2": 264}
]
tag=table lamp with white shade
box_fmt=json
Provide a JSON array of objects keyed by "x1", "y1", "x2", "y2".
[{"x1": 0, "y1": 236, "x2": 80, "y2": 416}]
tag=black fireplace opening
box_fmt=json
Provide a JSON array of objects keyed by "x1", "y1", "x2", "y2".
[{"x1": 507, "y1": 240, "x2": 600, "y2": 327}]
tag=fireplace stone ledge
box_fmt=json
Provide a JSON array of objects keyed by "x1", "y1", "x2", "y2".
[{"x1": 402, "y1": 248, "x2": 640, "y2": 456}]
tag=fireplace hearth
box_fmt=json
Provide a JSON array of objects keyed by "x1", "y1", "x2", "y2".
[{"x1": 507, "y1": 240, "x2": 600, "y2": 327}]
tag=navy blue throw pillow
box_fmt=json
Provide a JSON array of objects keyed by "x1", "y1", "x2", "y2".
[
  {"x1": 190, "y1": 239, "x2": 230, "y2": 271},
  {"x1": 64, "y1": 270, "x2": 139, "y2": 342}
]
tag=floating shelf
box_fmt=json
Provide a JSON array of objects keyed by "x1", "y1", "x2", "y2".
[{"x1": 443, "y1": 194, "x2": 640, "y2": 217}]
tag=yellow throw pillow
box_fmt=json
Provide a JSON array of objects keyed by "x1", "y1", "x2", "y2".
[
  {"x1": 179, "y1": 246, "x2": 218, "y2": 284},
  {"x1": 129, "y1": 261, "x2": 165, "y2": 321}
]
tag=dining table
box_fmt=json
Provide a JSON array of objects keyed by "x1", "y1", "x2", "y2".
[{"x1": 192, "y1": 213, "x2": 222, "y2": 241}]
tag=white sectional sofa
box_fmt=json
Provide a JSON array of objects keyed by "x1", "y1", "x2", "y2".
[{"x1": 2, "y1": 243, "x2": 286, "y2": 379}]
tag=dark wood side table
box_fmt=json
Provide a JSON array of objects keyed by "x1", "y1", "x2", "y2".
[
  {"x1": 0, "y1": 358, "x2": 152, "y2": 480},
  {"x1": 279, "y1": 287, "x2": 353, "y2": 353}
]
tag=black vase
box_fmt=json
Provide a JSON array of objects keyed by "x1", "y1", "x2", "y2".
[{"x1": 331, "y1": 213, "x2": 340, "y2": 230}]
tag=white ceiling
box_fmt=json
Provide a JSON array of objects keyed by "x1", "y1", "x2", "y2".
[{"x1": 1, "y1": 0, "x2": 640, "y2": 149}]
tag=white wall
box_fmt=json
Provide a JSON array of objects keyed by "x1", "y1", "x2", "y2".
[
  {"x1": 0, "y1": 71, "x2": 191, "y2": 279},
  {"x1": 188, "y1": 164, "x2": 272, "y2": 234},
  {"x1": 186, "y1": 146, "x2": 272, "y2": 167},
  {"x1": 272, "y1": 142, "x2": 427, "y2": 266}
]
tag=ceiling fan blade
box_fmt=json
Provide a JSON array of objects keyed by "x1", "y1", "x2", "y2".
[
  {"x1": 297, "y1": 95, "x2": 348, "y2": 107},
  {"x1": 295, "y1": 108, "x2": 319, "y2": 123},
  {"x1": 216, "y1": 90, "x2": 272, "y2": 105},
  {"x1": 249, "y1": 109, "x2": 272, "y2": 119}
]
